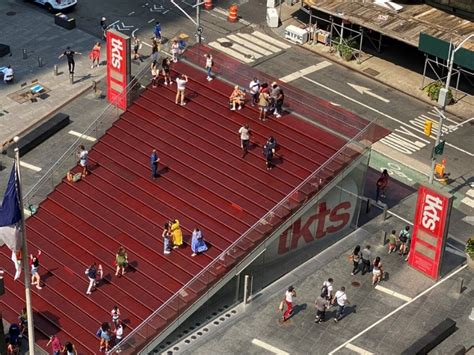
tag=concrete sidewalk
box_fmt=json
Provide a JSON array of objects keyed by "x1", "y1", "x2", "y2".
[
  {"x1": 271, "y1": 2, "x2": 474, "y2": 121},
  {"x1": 0, "y1": 0, "x2": 106, "y2": 149}
]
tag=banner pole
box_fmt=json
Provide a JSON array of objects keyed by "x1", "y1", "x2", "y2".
[{"x1": 14, "y1": 137, "x2": 36, "y2": 353}]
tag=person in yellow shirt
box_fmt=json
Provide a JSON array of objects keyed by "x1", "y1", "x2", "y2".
[{"x1": 170, "y1": 220, "x2": 183, "y2": 249}]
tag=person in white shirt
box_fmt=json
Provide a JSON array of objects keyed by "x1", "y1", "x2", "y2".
[
  {"x1": 175, "y1": 74, "x2": 188, "y2": 106},
  {"x1": 282, "y1": 286, "x2": 296, "y2": 322},
  {"x1": 248, "y1": 77, "x2": 260, "y2": 106},
  {"x1": 238, "y1": 124, "x2": 251, "y2": 158},
  {"x1": 204, "y1": 53, "x2": 213, "y2": 81},
  {"x1": 78, "y1": 145, "x2": 89, "y2": 177},
  {"x1": 321, "y1": 278, "x2": 334, "y2": 301},
  {"x1": 3, "y1": 65, "x2": 14, "y2": 83},
  {"x1": 333, "y1": 286, "x2": 350, "y2": 322}
]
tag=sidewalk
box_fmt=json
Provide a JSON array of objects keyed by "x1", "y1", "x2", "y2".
[
  {"x1": 0, "y1": 0, "x2": 106, "y2": 149},
  {"x1": 271, "y1": 2, "x2": 474, "y2": 121}
]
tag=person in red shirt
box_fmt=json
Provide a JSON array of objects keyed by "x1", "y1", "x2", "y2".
[{"x1": 46, "y1": 334, "x2": 61, "y2": 355}]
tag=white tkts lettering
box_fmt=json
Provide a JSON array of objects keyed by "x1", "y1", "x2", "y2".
[
  {"x1": 111, "y1": 38, "x2": 123, "y2": 70},
  {"x1": 421, "y1": 194, "x2": 443, "y2": 232}
]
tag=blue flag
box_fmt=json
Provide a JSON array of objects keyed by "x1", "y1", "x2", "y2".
[{"x1": 0, "y1": 164, "x2": 22, "y2": 252}]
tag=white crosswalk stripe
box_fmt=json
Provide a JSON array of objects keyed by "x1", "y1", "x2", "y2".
[
  {"x1": 461, "y1": 189, "x2": 474, "y2": 208},
  {"x1": 208, "y1": 30, "x2": 291, "y2": 63}
]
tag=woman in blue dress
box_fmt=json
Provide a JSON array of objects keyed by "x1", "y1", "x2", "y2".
[{"x1": 191, "y1": 227, "x2": 208, "y2": 257}]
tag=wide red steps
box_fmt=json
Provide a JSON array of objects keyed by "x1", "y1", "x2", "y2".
[{"x1": 0, "y1": 58, "x2": 355, "y2": 353}]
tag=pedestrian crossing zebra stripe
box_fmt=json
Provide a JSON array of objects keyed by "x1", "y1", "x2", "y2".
[
  {"x1": 216, "y1": 38, "x2": 262, "y2": 59},
  {"x1": 251, "y1": 31, "x2": 291, "y2": 49},
  {"x1": 227, "y1": 34, "x2": 273, "y2": 56},
  {"x1": 208, "y1": 41, "x2": 254, "y2": 63},
  {"x1": 235, "y1": 33, "x2": 284, "y2": 53}
]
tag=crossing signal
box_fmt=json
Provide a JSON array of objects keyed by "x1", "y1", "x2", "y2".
[{"x1": 434, "y1": 140, "x2": 445, "y2": 155}]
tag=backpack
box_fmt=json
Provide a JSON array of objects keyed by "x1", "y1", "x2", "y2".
[
  {"x1": 399, "y1": 230, "x2": 409, "y2": 243},
  {"x1": 96, "y1": 327, "x2": 102, "y2": 338}
]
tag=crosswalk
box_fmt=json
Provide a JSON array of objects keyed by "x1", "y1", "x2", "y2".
[
  {"x1": 209, "y1": 30, "x2": 291, "y2": 63},
  {"x1": 461, "y1": 187, "x2": 474, "y2": 209}
]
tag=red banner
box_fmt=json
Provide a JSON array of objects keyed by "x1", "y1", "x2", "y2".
[
  {"x1": 408, "y1": 185, "x2": 452, "y2": 280},
  {"x1": 106, "y1": 29, "x2": 131, "y2": 110}
]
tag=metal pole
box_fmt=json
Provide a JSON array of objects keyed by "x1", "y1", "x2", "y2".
[
  {"x1": 0, "y1": 312, "x2": 6, "y2": 354},
  {"x1": 14, "y1": 142, "x2": 36, "y2": 353},
  {"x1": 243, "y1": 275, "x2": 249, "y2": 305},
  {"x1": 196, "y1": 0, "x2": 201, "y2": 43}
]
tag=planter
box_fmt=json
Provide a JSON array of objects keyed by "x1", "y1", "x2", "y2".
[{"x1": 467, "y1": 253, "x2": 474, "y2": 269}]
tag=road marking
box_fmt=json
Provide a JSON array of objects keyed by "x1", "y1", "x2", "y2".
[
  {"x1": 461, "y1": 196, "x2": 474, "y2": 208},
  {"x1": 216, "y1": 38, "x2": 262, "y2": 59},
  {"x1": 252, "y1": 31, "x2": 291, "y2": 49},
  {"x1": 147, "y1": 18, "x2": 155, "y2": 24},
  {"x1": 235, "y1": 33, "x2": 283, "y2": 53},
  {"x1": 19, "y1": 161, "x2": 42, "y2": 172},
  {"x1": 347, "y1": 83, "x2": 390, "y2": 103},
  {"x1": 375, "y1": 285, "x2": 413, "y2": 302},
  {"x1": 279, "y1": 61, "x2": 332, "y2": 82},
  {"x1": 252, "y1": 339, "x2": 289, "y2": 355},
  {"x1": 208, "y1": 41, "x2": 253, "y2": 63},
  {"x1": 132, "y1": 28, "x2": 139, "y2": 37},
  {"x1": 302, "y1": 76, "x2": 474, "y2": 157},
  {"x1": 128, "y1": 11, "x2": 135, "y2": 16},
  {"x1": 329, "y1": 264, "x2": 467, "y2": 355},
  {"x1": 345, "y1": 343, "x2": 374, "y2": 355},
  {"x1": 466, "y1": 189, "x2": 474, "y2": 198},
  {"x1": 227, "y1": 34, "x2": 272, "y2": 56},
  {"x1": 69, "y1": 130, "x2": 97, "y2": 142}
]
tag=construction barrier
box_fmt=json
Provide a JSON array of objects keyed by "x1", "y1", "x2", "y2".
[
  {"x1": 434, "y1": 159, "x2": 448, "y2": 184},
  {"x1": 204, "y1": 0, "x2": 213, "y2": 10},
  {"x1": 228, "y1": 4, "x2": 238, "y2": 22}
]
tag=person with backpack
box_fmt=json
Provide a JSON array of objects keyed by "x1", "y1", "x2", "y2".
[
  {"x1": 97, "y1": 322, "x2": 111, "y2": 352},
  {"x1": 321, "y1": 278, "x2": 334, "y2": 301},
  {"x1": 85, "y1": 263, "x2": 98, "y2": 295},
  {"x1": 314, "y1": 292, "x2": 329, "y2": 323},
  {"x1": 350, "y1": 245, "x2": 361, "y2": 275},
  {"x1": 333, "y1": 286, "x2": 350, "y2": 322},
  {"x1": 399, "y1": 226, "x2": 410, "y2": 256},
  {"x1": 281, "y1": 286, "x2": 296, "y2": 322},
  {"x1": 263, "y1": 136, "x2": 277, "y2": 170}
]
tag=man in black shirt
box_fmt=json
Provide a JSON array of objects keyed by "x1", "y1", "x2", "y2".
[{"x1": 58, "y1": 47, "x2": 81, "y2": 74}]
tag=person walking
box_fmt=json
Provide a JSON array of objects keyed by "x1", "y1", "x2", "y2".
[
  {"x1": 171, "y1": 40, "x2": 180, "y2": 63},
  {"x1": 270, "y1": 82, "x2": 284, "y2": 118},
  {"x1": 238, "y1": 124, "x2": 251, "y2": 158},
  {"x1": 399, "y1": 226, "x2": 410, "y2": 256},
  {"x1": 314, "y1": 292, "x2": 329, "y2": 323},
  {"x1": 100, "y1": 17, "x2": 107, "y2": 39},
  {"x1": 204, "y1": 53, "x2": 213, "y2": 81},
  {"x1": 375, "y1": 169, "x2": 389, "y2": 202},
  {"x1": 191, "y1": 227, "x2": 208, "y2": 257},
  {"x1": 161, "y1": 57, "x2": 172, "y2": 85},
  {"x1": 263, "y1": 136, "x2": 277, "y2": 170},
  {"x1": 62, "y1": 341, "x2": 78, "y2": 355},
  {"x1": 151, "y1": 60, "x2": 159, "y2": 88},
  {"x1": 151, "y1": 42, "x2": 159, "y2": 63},
  {"x1": 258, "y1": 84, "x2": 270, "y2": 121},
  {"x1": 321, "y1": 278, "x2": 334, "y2": 301},
  {"x1": 372, "y1": 256, "x2": 384, "y2": 285},
  {"x1": 333, "y1": 286, "x2": 350, "y2": 322},
  {"x1": 115, "y1": 246, "x2": 128, "y2": 277},
  {"x1": 249, "y1": 77, "x2": 260, "y2": 106},
  {"x1": 162, "y1": 222, "x2": 172, "y2": 255},
  {"x1": 350, "y1": 245, "x2": 361, "y2": 275},
  {"x1": 132, "y1": 36, "x2": 141, "y2": 60},
  {"x1": 153, "y1": 21, "x2": 162, "y2": 46},
  {"x1": 361, "y1": 245, "x2": 371, "y2": 275},
  {"x1": 281, "y1": 286, "x2": 296, "y2": 322},
  {"x1": 114, "y1": 320, "x2": 124, "y2": 350},
  {"x1": 150, "y1": 149, "x2": 160, "y2": 180},
  {"x1": 30, "y1": 250, "x2": 42, "y2": 290},
  {"x1": 78, "y1": 145, "x2": 89, "y2": 177},
  {"x1": 110, "y1": 305, "x2": 121, "y2": 326},
  {"x1": 89, "y1": 42, "x2": 101, "y2": 68},
  {"x1": 85, "y1": 262, "x2": 98, "y2": 295},
  {"x1": 175, "y1": 74, "x2": 188, "y2": 106},
  {"x1": 388, "y1": 230, "x2": 397, "y2": 254},
  {"x1": 58, "y1": 47, "x2": 81, "y2": 75},
  {"x1": 170, "y1": 219, "x2": 183, "y2": 249},
  {"x1": 98, "y1": 322, "x2": 112, "y2": 352},
  {"x1": 46, "y1": 335, "x2": 61, "y2": 355}
]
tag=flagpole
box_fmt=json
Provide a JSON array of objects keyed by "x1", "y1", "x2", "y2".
[{"x1": 13, "y1": 136, "x2": 36, "y2": 353}]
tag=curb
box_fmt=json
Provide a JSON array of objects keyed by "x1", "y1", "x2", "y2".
[{"x1": 1, "y1": 73, "x2": 107, "y2": 153}]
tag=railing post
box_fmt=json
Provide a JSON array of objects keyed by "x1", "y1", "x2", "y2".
[{"x1": 243, "y1": 275, "x2": 250, "y2": 306}]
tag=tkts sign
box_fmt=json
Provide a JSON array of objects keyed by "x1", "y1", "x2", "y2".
[
  {"x1": 408, "y1": 185, "x2": 453, "y2": 280},
  {"x1": 106, "y1": 29, "x2": 131, "y2": 110}
]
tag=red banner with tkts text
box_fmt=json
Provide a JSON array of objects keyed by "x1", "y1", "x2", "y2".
[
  {"x1": 408, "y1": 185, "x2": 452, "y2": 280},
  {"x1": 106, "y1": 29, "x2": 130, "y2": 110}
]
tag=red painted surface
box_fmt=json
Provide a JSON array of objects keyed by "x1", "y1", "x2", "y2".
[
  {"x1": 0, "y1": 60, "x2": 370, "y2": 352},
  {"x1": 408, "y1": 185, "x2": 452, "y2": 280}
]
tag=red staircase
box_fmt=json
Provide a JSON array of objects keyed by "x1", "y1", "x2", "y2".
[{"x1": 0, "y1": 56, "x2": 379, "y2": 353}]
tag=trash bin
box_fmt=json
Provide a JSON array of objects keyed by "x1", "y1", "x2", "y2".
[
  {"x1": 54, "y1": 13, "x2": 76, "y2": 30},
  {"x1": 266, "y1": 7, "x2": 279, "y2": 28}
]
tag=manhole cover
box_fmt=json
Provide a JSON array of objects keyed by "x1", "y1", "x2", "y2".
[
  {"x1": 220, "y1": 41, "x2": 233, "y2": 48},
  {"x1": 363, "y1": 67, "x2": 380, "y2": 77},
  {"x1": 6, "y1": 11, "x2": 16, "y2": 16},
  {"x1": 351, "y1": 281, "x2": 361, "y2": 287}
]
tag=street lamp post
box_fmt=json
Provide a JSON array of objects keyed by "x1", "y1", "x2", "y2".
[{"x1": 429, "y1": 33, "x2": 474, "y2": 184}]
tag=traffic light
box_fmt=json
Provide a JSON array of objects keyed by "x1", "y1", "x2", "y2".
[
  {"x1": 424, "y1": 120, "x2": 432, "y2": 137},
  {"x1": 434, "y1": 140, "x2": 445, "y2": 155}
]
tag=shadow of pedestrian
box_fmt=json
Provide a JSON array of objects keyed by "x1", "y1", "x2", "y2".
[
  {"x1": 290, "y1": 303, "x2": 307, "y2": 318},
  {"x1": 74, "y1": 73, "x2": 92, "y2": 83}
]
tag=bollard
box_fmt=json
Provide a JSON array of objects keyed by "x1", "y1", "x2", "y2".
[
  {"x1": 38, "y1": 56, "x2": 43, "y2": 67},
  {"x1": 243, "y1": 275, "x2": 249, "y2": 306},
  {"x1": 380, "y1": 231, "x2": 387, "y2": 246},
  {"x1": 382, "y1": 203, "x2": 388, "y2": 220},
  {"x1": 22, "y1": 48, "x2": 27, "y2": 59},
  {"x1": 459, "y1": 278, "x2": 464, "y2": 294},
  {"x1": 365, "y1": 198, "x2": 370, "y2": 213},
  {"x1": 54, "y1": 64, "x2": 58, "y2": 76},
  {"x1": 469, "y1": 307, "x2": 474, "y2": 321}
]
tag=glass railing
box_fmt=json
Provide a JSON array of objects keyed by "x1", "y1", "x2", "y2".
[
  {"x1": 108, "y1": 117, "x2": 380, "y2": 354},
  {"x1": 23, "y1": 53, "x2": 154, "y2": 209}
]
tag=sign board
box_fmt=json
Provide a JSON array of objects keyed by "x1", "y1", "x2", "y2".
[
  {"x1": 106, "y1": 29, "x2": 131, "y2": 110},
  {"x1": 408, "y1": 185, "x2": 453, "y2": 280}
]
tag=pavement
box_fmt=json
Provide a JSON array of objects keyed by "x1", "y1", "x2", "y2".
[
  {"x1": 0, "y1": 0, "x2": 106, "y2": 150},
  {"x1": 162, "y1": 207, "x2": 474, "y2": 355}
]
